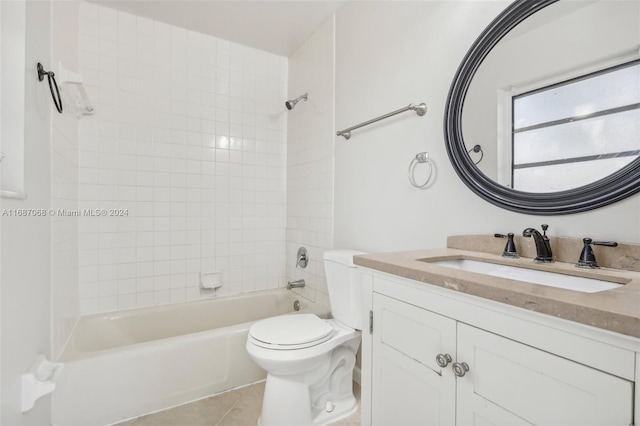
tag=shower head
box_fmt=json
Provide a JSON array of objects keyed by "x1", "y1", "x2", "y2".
[{"x1": 285, "y1": 93, "x2": 308, "y2": 110}]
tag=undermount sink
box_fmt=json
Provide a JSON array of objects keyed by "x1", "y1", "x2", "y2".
[{"x1": 426, "y1": 258, "x2": 623, "y2": 293}]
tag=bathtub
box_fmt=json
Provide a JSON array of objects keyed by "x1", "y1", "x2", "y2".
[{"x1": 53, "y1": 289, "x2": 329, "y2": 426}]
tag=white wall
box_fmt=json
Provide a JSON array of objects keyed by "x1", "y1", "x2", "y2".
[
  {"x1": 77, "y1": 2, "x2": 289, "y2": 314},
  {"x1": 286, "y1": 17, "x2": 335, "y2": 307},
  {"x1": 334, "y1": 1, "x2": 640, "y2": 253},
  {"x1": 0, "y1": 1, "x2": 53, "y2": 424}
]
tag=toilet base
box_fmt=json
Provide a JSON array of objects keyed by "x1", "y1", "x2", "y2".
[
  {"x1": 256, "y1": 335, "x2": 360, "y2": 426},
  {"x1": 311, "y1": 393, "x2": 358, "y2": 425},
  {"x1": 257, "y1": 394, "x2": 357, "y2": 426}
]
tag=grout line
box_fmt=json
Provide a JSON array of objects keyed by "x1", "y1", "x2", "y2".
[{"x1": 213, "y1": 395, "x2": 242, "y2": 426}]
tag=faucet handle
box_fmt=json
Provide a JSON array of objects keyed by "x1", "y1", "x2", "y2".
[
  {"x1": 495, "y1": 233, "x2": 519, "y2": 258},
  {"x1": 592, "y1": 240, "x2": 618, "y2": 247},
  {"x1": 576, "y1": 238, "x2": 618, "y2": 269},
  {"x1": 541, "y1": 224, "x2": 549, "y2": 236},
  {"x1": 296, "y1": 247, "x2": 308, "y2": 269}
]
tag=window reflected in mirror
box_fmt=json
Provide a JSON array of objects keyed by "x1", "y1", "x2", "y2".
[{"x1": 512, "y1": 60, "x2": 640, "y2": 192}]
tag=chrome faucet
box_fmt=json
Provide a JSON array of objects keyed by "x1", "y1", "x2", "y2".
[
  {"x1": 522, "y1": 224, "x2": 554, "y2": 263},
  {"x1": 287, "y1": 279, "x2": 305, "y2": 290}
]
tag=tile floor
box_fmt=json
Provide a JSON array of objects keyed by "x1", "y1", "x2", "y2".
[{"x1": 117, "y1": 381, "x2": 361, "y2": 426}]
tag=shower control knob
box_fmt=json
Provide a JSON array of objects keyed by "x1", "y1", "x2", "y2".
[
  {"x1": 296, "y1": 247, "x2": 308, "y2": 269},
  {"x1": 452, "y1": 362, "x2": 470, "y2": 377},
  {"x1": 435, "y1": 353, "x2": 452, "y2": 368}
]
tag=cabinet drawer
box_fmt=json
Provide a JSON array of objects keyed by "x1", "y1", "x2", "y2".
[{"x1": 457, "y1": 323, "x2": 634, "y2": 425}]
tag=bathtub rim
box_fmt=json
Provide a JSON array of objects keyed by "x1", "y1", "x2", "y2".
[
  {"x1": 59, "y1": 288, "x2": 329, "y2": 363},
  {"x1": 81, "y1": 288, "x2": 319, "y2": 322}
]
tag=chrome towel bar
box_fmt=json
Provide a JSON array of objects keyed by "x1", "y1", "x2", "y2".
[{"x1": 336, "y1": 102, "x2": 427, "y2": 140}]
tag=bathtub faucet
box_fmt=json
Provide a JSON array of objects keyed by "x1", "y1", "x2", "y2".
[{"x1": 287, "y1": 279, "x2": 305, "y2": 290}]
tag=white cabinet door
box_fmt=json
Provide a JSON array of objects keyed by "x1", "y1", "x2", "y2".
[
  {"x1": 371, "y1": 293, "x2": 456, "y2": 426},
  {"x1": 456, "y1": 323, "x2": 634, "y2": 426}
]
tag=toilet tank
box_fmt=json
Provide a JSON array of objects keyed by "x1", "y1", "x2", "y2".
[{"x1": 323, "y1": 250, "x2": 367, "y2": 330}]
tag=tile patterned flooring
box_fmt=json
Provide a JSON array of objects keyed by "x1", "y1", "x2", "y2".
[{"x1": 117, "y1": 381, "x2": 361, "y2": 426}]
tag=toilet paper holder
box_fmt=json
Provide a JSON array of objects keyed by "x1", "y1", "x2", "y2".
[{"x1": 21, "y1": 354, "x2": 64, "y2": 412}]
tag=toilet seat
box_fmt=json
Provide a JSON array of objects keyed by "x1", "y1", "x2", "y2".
[{"x1": 249, "y1": 314, "x2": 334, "y2": 350}]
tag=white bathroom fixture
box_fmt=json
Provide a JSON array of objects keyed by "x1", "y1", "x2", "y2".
[
  {"x1": 21, "y1": 354, "x2": 64, "y2": 412},
  {"x1": 285, "y1": 92, "x2": 308, "y2": 110},
  {"x1": 428, "y1": 258, "x2": 623, "y2": 293},
  {"x1": 199, "y1": 271, "x2": 222, "y2": 289},
  {"x1": 336, "y1": 102, "x2": 427, "y2": 140},
  {"x1": 54, "y1": 289, "x2": 327, "y2": 426},
  {"x1": 246, "y1": 249, "x2": 366, "y2": 425}
]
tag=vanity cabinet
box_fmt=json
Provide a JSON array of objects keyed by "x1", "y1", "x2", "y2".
[
  {"x1": 371, "y1": 294, "x2": 456, "y2": 425},
  {"x1": 456, "y1": 323, "x2": 632, "y2": 425},
  {"x1": 364, "y1": 275, "x2": 637, "y2": 426}
]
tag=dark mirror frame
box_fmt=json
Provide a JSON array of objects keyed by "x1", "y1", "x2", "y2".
[{"x1": 443, "y1": 0, "x2": 640, "y2": 215}]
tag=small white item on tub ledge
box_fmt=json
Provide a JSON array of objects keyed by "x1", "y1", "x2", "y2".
[
  {"x1": 200, "y1": 271, "x2": 222, "y2": 290},
  {"x1": 21, "y1": 354, "x2": 64, "y2": 412}
]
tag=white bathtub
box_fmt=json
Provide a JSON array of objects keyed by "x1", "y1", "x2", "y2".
[{"x1": 53, "y1": 289, "x2": 329, "y2": 426}]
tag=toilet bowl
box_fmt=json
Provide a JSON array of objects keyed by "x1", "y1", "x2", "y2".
[{"x1": 246, "y1": 250, "x2": 365, "y2": 426}]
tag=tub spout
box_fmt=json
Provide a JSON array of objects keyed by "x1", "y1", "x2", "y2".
[{"x1": 287, "y1": 279, "x2": 305, "y2": 290}]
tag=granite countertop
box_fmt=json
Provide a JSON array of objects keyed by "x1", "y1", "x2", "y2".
[{"x1": 354, "y1": 241, "x2": 640, "y2": 339}]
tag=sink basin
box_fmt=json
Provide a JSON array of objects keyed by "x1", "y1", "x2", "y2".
[{"x1": 427, "y1": 259, "x2": 623, "y2": 293}]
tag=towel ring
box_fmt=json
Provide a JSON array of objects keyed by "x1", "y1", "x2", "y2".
[
  {"x1": 37, "y1": 63, "x2": 63, "y2": 114},
  {"x1": 468, "y1": 144, "x2": 483, "y2": 165},
  {"x1": 408, "y1": 152, "x2": 433, "y2": 189}
]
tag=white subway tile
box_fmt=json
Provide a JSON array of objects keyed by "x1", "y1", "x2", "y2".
[
  {"x1": 118, "y1": 294, "x2": 137, "y2": 310},
  {"x1": 137, "y1": 16, "x2": 154, "y2": 35},
  {"x1": 154, "y1": 21, "x2": 171, "y2": 40},
  {"x1": 99, "y1": 296, "x2": 118, "y2": 313},
  {"x1": 79, "y1": 4, "x2": 290, "y2": 314},
  {"x1": 99, "y1": 23, "x2": 118, "y2": 41},
  {"x1": 99, "y1": 6, "x2": 117, "y2": 25},
  {"x1": 118, "y1": 278, "x2": 136, "y2": 294},
  {"x1": 118, "y1": 11, "x2": 137, "y2": 30},
  {"x1": 80, "y1": 1, "x2": 99, "y2": 23},
  {"x1": 153, "y1": 290, "x2": 171, "y2": 305}
]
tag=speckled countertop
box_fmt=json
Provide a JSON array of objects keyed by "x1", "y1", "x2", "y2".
[{"x1": 353, "y1": 235, "x2": 640, "y2": 338}]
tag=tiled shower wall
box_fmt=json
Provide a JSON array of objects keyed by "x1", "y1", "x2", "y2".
[
  {"x1": 77, "y1": 2, "x2": 288, "y2": 314},
  {"x1": 286, "y1": 17, "x2": 335, "y2": 306},
  {"x1": 51, "y1": 1, "x2": 80, "y2": 358}
]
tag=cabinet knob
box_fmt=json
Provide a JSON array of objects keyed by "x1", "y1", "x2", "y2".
[
  {"x1": 435, "y1": 353, "x2": 452, "y2": 368},
  {"x1": 452, "y1": 362, "x2": 469, "y2": 377}
]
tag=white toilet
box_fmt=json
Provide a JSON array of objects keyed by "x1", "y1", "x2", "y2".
[{"x1": 246, "y1": 250, "x2": 365, "y2": 426}]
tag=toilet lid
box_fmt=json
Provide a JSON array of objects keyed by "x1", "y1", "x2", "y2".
[{"x1": 249, "y1": 314, "x2": 334, "y2": 347}]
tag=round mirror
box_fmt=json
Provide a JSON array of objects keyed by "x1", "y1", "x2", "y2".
[{"x1": 444, "y1": 0, "x2": 640, "y2": 215}]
